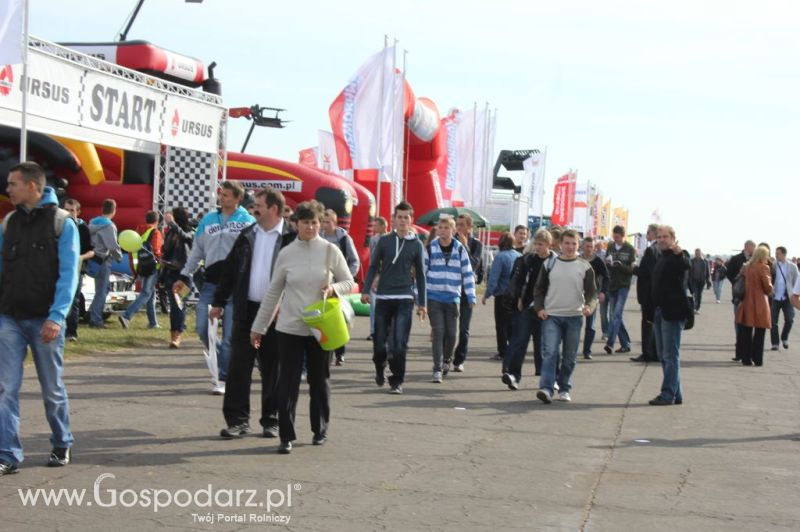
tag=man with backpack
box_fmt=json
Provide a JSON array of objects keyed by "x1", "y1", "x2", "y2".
[
  {"x1": 87, "y1": 199, "x2": 122, "y2": 328},
  {"x1": 119, "y1": 211, "x2": 163, "y2": 330}
]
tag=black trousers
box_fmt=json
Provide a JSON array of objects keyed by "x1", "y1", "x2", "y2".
[
  {"x1": 736, "y1": 326, "x2": 766, "y2": 366},
  {"x1": 640, "y1": 302, "x2": 658, "y2": 360},
  {"x1": 276, "y1": 332, "x2": 331, "y2": 443},
  {"x1": 454, "y1": 292, "x2": 473, "y2": 366},
  {"x1": 493, "y1": 295, "x2": 515, "y2": 358},
  {"x1": 223, "y1": 302, "x2": 279, "y2": 428}
]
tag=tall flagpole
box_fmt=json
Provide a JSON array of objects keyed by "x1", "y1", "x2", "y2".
[
  {"x1": 401, "y1": 48, "x2": 409, "y2": 203},
  {"x1": 388, "y1": 38, "x2": 398, "y2": 212},
  {"x1": 19, "y1": 0, "x2": 30, "y2": 161},
  {"x1": 539, "y1": 146, "x2": 548, "y2": 226},
  {"x1": 470, "y1": 101, "x2": 477, "y2": 210},
  {"x1": 376, "y1": 35, "x2": 388, "y2": 220}
]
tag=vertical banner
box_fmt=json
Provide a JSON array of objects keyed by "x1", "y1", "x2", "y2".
[
  {"x1": 0, "y1": 0, "x2": 24, "y2": 65},
  {"x1": 551, "y1": 174, "x2": 570, "y2": 226},
  {"x1": 602, "y1": 200, "x2": 612, "y2": 237},
  {"x1": 318, "y1": 130, "x2": 346, "y2": 177},
  {"x1": 566, "y1": 171, "x2": 577, "y2": 226},
  {"x1": 524, "y1": 151, "x2": 546, "y2": 217},
  {"x1": 572, "y1": 182, "x2": 590, "y2": 234},
  {"x1": 593, "y1": 191, "x2": 603, "y2": 237}
]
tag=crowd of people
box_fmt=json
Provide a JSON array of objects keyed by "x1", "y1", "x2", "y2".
[{"x1": 2, "y1": 161, "x2": 800, "y2": 471}]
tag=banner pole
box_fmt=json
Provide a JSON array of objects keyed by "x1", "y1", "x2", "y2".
[
  {"x1": 19, "y1": 0, "x2": 30, "y2": 161},
  {"x1": 375, "y1": 36, "x2": 388, "y2": 220}
]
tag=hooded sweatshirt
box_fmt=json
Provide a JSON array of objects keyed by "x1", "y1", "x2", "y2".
[
  {"x1": 322, "y1": 226, "x2": 360, "y2": 277},
  {"x1": 88, "y1": 215, "x2": 122, "y2": 263},
  {"x1": 0, "y1": 187, "x2": 79, "y2": 325}
]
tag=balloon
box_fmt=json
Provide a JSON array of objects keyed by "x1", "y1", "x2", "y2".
[{"x1": 119, "y1": 229, "x2": 143, "y2": 253}]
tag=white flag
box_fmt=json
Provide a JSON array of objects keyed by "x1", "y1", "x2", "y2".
[
  {"x1": 318, "y1": 130, "x2": 346, "y2": 177},
  {"x1": 523, "y1": 152, "x2": 546, "y2": 217},
  {"x1": 0, "y1": 0, "x2": 24, "y2": 65}
]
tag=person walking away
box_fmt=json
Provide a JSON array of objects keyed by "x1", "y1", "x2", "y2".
[
  {"x1": 648, "y1": 225, "x2": 690, "y2": 405},
  {"x1": 453, "y1": 213, "x2": 483, "y2": 372},
  {"x1": 482, "y1": 232, "x2": 520, "y2": 364},
  {"x1": 631, "y1": 224, "x2": 660, "y2": 362},
  {"x1": 362, "y1": 201, "x2": 427, "y2": 394},
  {"x1": 603, "y1": 225, "x2": 636, "y2": 354},
  {"x1": 366, "y1": 216, "x2": 388, "y2": 341},
  {"x1": 711, "y1": 257, "x2": 727, "y2": 303},
  {"x1": 321, "y1": 209, "x2": 360, "y2": 365},
  {"x1": 211, "y1": 188, "x2": 295, "y2": 440},
  {"x1": 159, "y1": 207, "x2": 194, "y2": 348},
  {"x1": 0, "y1": 162, "x2": 80, "y2": 475},
  {"x1": 173, "y1": 181, "x2": 255, "y2": 395},
  {"x1": 580, "y1": 237, "x2": 609, "y2": 360},
  {"x1": 87, "y1": 199, "x2": 122, "y2": 328},
  {"x1": 250, "y1": 200, "x2": 354, "y2": 454},
  {"x1": 594, "y1": 239, "x2": 610, "y2": 338},
  {"x1": 735, "y1": 246, "x2": 773, "y2": 366},
  {"x1": 118, "y1": 210, "x2": 163, "y2": 330},
  {"x1": 63, "y1": 199, "x2": 94, "y2": 342},
  {"x1": 426, "y1": 216, "x2": 476, "y2": 382},
  {"x1": 534, "y1": 230, "x2": 597, "y2": 403},
  {"x1": 770, "y1": 246, "x2": 797, "y2": 350},
  {"x1": 689, "y1": 248, "x2": 710, "y2": 313}
]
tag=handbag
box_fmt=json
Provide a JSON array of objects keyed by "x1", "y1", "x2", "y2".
[
  {"x1": 326, "y1": 244, "x2": 354, "y2": 326},
  {"x1": 684, "y1": 294, "x2": 695, "y2": 331},
  {"x1": 732, "y1": 274, "x2": 746, "y2": 303}
]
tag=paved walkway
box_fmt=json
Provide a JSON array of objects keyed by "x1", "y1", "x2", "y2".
[{"x1": 1, "y1": 286, "x2": 799, "y2": 531}]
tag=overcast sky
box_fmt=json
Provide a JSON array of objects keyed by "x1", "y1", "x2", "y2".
[{"x1": 30, "y1": 0, "x2": 799, "y2": 256}]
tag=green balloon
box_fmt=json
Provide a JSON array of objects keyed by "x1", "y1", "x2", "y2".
[{"x1": 119, "y1": 229, "x2": 143, "y2": 253}]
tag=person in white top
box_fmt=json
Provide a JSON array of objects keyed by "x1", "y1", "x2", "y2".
[
  {"x1": 250, "y1": 200, "x2": 354, "y2": 454},
  {"x1": 771, "y1": 246, "x2": 799, "y2": 350}
]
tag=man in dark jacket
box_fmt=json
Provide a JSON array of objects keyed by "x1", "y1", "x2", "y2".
[
  {"x1": 603, "y1": 225, "x2": 636, "y2": 354},
  {"x1": 209, "y1": 188, "x2": 295, "y2": 439},
  {"x1": 726, "y1": 240, "x2": 756, "y2": 342},
  {"x1": 689, "y1": 248, "x2": 711, "y2": 313},
  {"x1": 63, "y1": 199, "x2": 94, "y2": 342},
  {"x1": 580, "y1": 236, "x2": 609, "y2": 360},
  {"x1": 631, "y1": 224, "x2": 660, "y2": 362},
  {"x1": 453, "y1": 213, "x2": 483, "y2": 372},
  {"x1": 649, "y1": 225, "x2": 690, "y2": 406}
]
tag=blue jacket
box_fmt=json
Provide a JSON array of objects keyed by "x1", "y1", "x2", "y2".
[
  {"x1": 0, "y1": 187, "x2": 79, "y2": 325},
  {"x1": 486, "y1": 249, "x2": 521, "y2": 298},
  {"x1": 425, "y1": 238, "x2": 476, "y2": 305}
]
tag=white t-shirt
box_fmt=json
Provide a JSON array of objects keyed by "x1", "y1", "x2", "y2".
[{"x1": 793, "y1": 275, "x2": 800, "y2": 296}]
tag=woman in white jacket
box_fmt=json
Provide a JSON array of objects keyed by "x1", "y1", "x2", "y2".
[{"x1": 250, "y1": 200, "x2": 354, "y2": 454}]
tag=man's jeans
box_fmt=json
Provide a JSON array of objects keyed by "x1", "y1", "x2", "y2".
[
  {"x1": 373, "y1": 298, "x2": 414, "y2": 387},
  {"x1": 606, "y1": 288, "x2": 631, "y2": 349},
  {"x1": 582, "y1": 309, "x2": 597, "y2": 356},
  {"x1": 690, "y1": 280, "x2": 705, "y2": 311},
  {"x1": 0, "y1": 315, "x2": 73, "y2": 465},
  {"x1": 771, "y1": 298, "x2": 795, "y2": 347},
  {"x1": 712, "y1": 280, "x2": 724, "y2": 302},
  {"x1": 65, "y1": 273, "x2": 84, "y2": 337},
  {"x1": 196, "y1": 281, "x2": 233, "y2": 382},
  {"x1": 539, "y1": 315, "x2": 582, "y2": 394},
  {"x1": 428, "y1": 300, "x2": 459, "y2": 373},
  {"x1": 599, "y1": 299, "x2": 609, "y2": 335},
  {"x1": 653, "y1": 308, "x2": 684, "y2": 403},
  {"x1": 89, "y1": 260, "x2": 111, "y2": 326},
  {"x1": 122, "y1": 273, "x2": 158, "y2": 327},
  {"x1": 453, "y1": 292, "x2": 473, "y2": 366},
  {"x1": 504, "y1": 307, "x2": 543, "y2": 382}
]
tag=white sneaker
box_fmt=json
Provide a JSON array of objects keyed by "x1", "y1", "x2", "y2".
[
  {"x1": 554, "y1": 382, "x2": 560, "y2": 392},
  {"x1": 558, "y1": 391, "x2": 572, "y2": 402},
  {"x1": 536, "y1": 389, "x2": 552, "y2": 404},
  {"x1": 212, "y1": 382, "x2": 226, "y2": 395},
  {"x1": 453, "y1": 364, "x2": 464, "y2": 373},
  {"x1": 432, "y1": 371, "x2": 443, "y2": 383}
]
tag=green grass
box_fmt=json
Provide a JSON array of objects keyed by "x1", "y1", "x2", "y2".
[{"x1": 64, "y1": 308, "x2": 196, "y2": 358}]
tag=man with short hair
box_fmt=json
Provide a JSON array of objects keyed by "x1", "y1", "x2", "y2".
[
  {"x1": 534, "y1": 230, "x2": 597, "y2": 403},
  {"x1": 603, "y1": 225, "x2": 635, "y2": 354},
  {"x1": 210, "y1": 188, "x2": 295, "y2": 439},
  {"x1": 367, "y1": 216, "x2": 388, "y2": 341},
  {"x1": 580, "y1": 237, "x2": 609, "y2": 360},
  {"x1": 0, "y1": 162, "x2": 80, "y2": 474},
  {"x1": 119, "y1": 210, "x2": 163, "y2": 330},
  {"x1": 452, "y1": 213, "x2": 483, "y2": 372},
  {"x1": 512, "y1": 225, "x2": 529, "y2": 254},
  {"x1": 770, "y1": 246, "x2": 798, "y2": 350},
  {"x1": 631, "y1": 224, "x2": 660, "y2": 362},
  {"x1": 726, "y1": 240, "x2": 756, "y2": 352},
  {"x1": 173, "y1": 180, "x2": 255, "y2": 395},
  {"x1": 321, "y1": 209, "x2": 360, "y2": 365},
  {"x1": 63, "y1": 199, "x2": 94, "y2": 342},
  {"x1": 689, "y1": 248, "x2": 711, "y2": 313},
  {"x1": 649, "y1": 225, "x2": 690, "y2": 406},
  {"x1": 87, "y1": 199, "x2": 122, "y2": 328},
  {"x1": 362, "y1": 201, "x2": 427, "y2": 394}
]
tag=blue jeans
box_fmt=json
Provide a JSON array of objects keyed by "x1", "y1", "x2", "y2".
[
  {"x1": 504, "y1": 307, "x2": 542, "y2": 382},
  {"x1": 653, "y1": 308, "x2": 684, "y2": 402},
  {"x1": 0, "y1": 315, "x2": 73, "y2": 465},
  {"x1": 606, "y1": 288, "x2": 631, "y2": 349},
  {"x1": 539, "y1": 315, "x2": 582, "y2": 394},
  {"x1": 770, "y1": 298, "x2": 795, "y2": 347},
  {"x1": 88, "y1": 260, "x2": 111, "y2": 326},
  {"x1": 712, "y1": 280, "x2": 724, "y2": 302},
  {"x1": 122, "y1": 273, "x2": 158, "y2": 327},
  {"x1": 582, "y1": 309, "x2": 597, "y2": 355},
  {"x1": 196, "y1": 282, "x2": 233, "y2": 381},
  {"x1": 161, "y1": 270, "x2": 187, "y2": 332},
  {"x1": 599, "y1": 299, "x2": 609, "y2": 335},
  {"x1": 373, "y1": 298, "x2": 414, "y2": 387}
]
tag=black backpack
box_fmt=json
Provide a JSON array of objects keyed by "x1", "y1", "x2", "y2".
[{"x1": 136, "y1": 229, "x2": 157, "y2": 277}]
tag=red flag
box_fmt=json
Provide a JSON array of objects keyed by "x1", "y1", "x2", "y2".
[
  {"x1": 328, "y1": 91, "x2": 354, "y2": 170},
  {"x1": 298, "y1": 147, "x2": 318, "y2": 168},
  {"x1": 551, "y1": 174, "x2": 570, "y2": 226}
]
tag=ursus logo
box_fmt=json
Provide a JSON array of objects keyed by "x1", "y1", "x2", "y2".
[
  {"x1": 0, "y1": 66, "x2": 14, "y2": 97},
  {"x1": 171, "y1": 109, "x2": 180, "y2": 136}
]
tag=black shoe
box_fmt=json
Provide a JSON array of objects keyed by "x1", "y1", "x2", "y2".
[
  {"x1": 731, "y1": 357, "x2": 741, "y2": 362},
  {"x1": 630, "y1": 355, "x2": 646, "y2": 362},
  {"x1": 742, "y1": 360, "x2": 754, "y2": 366},
  {"x1": 389, "y1": 385, "x2": 403, "y2": 395},
  {"x1": 501, "y1": 373, "x2": 518, "y2": 391},
  {"x1": 220, "y1": 423, "x2": 250, "y2": 439},
  {"x1": 312, "y1": 434, "x2": 327, "y2": 446},
  {"x1": 47, "y1": 447, "x2": 71, "y2": 467},
  {"x1": 0, "y1": 461, "x2": 19, "y2": 475},
  {"x1": 584, "y1": 354, "x2": 592, "y2": 360},
  {"x1": 648, "y1": 397, "x2": 673, "y2": 406},
  {"x1": 771, "y1": 345, "x2": 779, "y2": 351},
  {"x1": 603, "y1": 345, "x2": 612, "y2": 354},
  {"x1": 66, "y1": 335, "x2": 78, "y2": 343},
  {"x1": 366, "y1": 335, "x2": 374, "y2": 341},
  {"x1": 262, "y1": 425, "x2": 279, "y2": 439},
  {"x1": 674, "y1": 398, "x2": 683, "y2": 405},
  {"x1": 783, "y1": 341, "x2": 789, "y2": 349},
  {"x1": 615, "y1": 346, "x2": 631, "y2": 354},
  {"x1": 375, "y1": 374, "x2": 385, "y2": 387},
  {"x1": 335, "y1": 356, "x2": 344, "y2": 366},
  {"x1": 278, "y1": 441, "x2": 292, "y2": 454}
]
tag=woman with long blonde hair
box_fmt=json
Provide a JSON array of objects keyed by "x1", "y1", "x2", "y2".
[{"x1": 735, "y1": 245, "x2": 773, "y2": 366}]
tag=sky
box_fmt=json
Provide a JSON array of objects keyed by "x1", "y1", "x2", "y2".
[{"x1": 28, "y1": 0, "x2": 800, "y2": 256}]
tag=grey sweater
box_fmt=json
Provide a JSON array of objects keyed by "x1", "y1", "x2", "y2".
[
  {"x1": 363, "y1": 231, "x2": 427, "y2": 307},
  {"x1": 533, "y1": 256, "x2": 597, "y2": 317}
]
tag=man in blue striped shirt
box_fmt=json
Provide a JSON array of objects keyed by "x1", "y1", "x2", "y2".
[{"x1": 425, "y1": 217, "x2": 476, "y2": 382}]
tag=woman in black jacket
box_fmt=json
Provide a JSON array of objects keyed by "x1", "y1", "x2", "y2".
[{"x1": 160, "y1": 207, "x2": 194, "y2": 348}]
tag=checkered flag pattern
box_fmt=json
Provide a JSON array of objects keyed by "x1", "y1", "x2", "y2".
[{"x1": 163, "y1": 148, "x2": 217, "y2": 220}]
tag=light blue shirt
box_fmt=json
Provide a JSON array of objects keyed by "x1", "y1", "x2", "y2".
[{"x1": 774, "y1": 261, "x2": 788, "y2": 300}]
